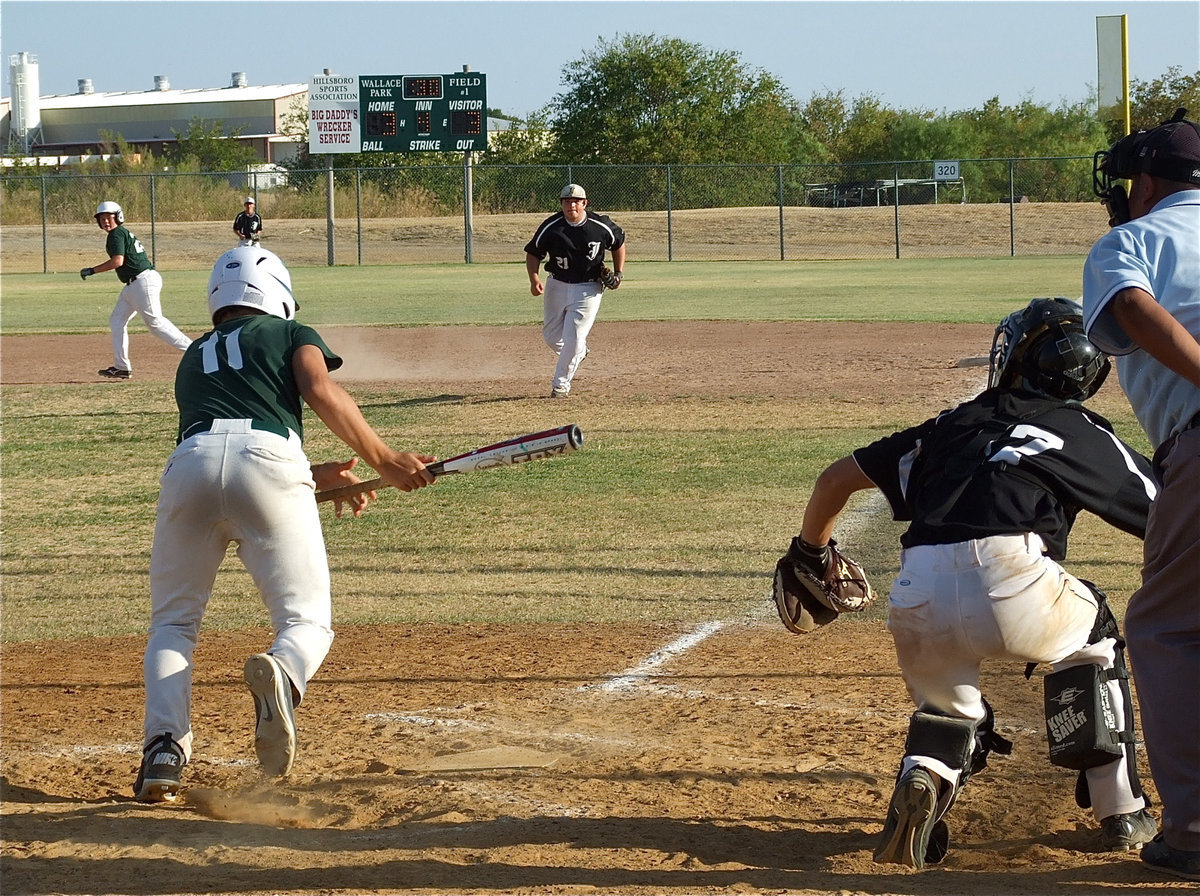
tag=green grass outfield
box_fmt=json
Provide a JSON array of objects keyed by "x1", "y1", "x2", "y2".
[
  {"x1": 1, "y1": 257, "x2": 1090, "y2": 333},
  {"x1": 0, "y1": 258, "x2": 1147, "y2": 643}
]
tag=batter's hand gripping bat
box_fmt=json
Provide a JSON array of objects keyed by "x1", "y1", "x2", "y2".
[{"x1": 315, "y1": 423, "x2": 584, "y2": 504}]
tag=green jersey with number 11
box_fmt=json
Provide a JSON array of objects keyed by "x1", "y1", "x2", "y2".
[{"x1": 173, "y1": 314, "x2": 341, "y2": 444}]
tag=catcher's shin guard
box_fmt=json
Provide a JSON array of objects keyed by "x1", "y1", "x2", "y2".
[
  {"x1": 1041, "y1": 581, "x2": 1145, "y2": 809},
  {"x1": 904, "y1": 702, "x2": 1013, "y2": 811}
]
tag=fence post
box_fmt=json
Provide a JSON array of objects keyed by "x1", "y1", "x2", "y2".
[
  {"x1": 326, "y1": 156, "x2": 335, "y2": 266},
  {"x1": 1008, "y1": 159, "x2": 1016, "y2": 257},
  {"x1": 666, "y1": 165, "x2": 674, "y2": 262},
  {"x1": 892, "y1": 162, "x2": 901, "y2": 259},
  {"x1": 463, "y1": 154, "x2": 475, "y2": 263},
  {"x1": 40, "y1": 175, "x2": 48, "y2": 274},
  {"x1": 356, "y1": 168, "x2": 363, "y2": 266},
  {"x1": 150, "y1": 173, "x2": 158, "y2": 262},
  {"x1": 777, "y1": 164, "x2": 785, "y2": 261}
]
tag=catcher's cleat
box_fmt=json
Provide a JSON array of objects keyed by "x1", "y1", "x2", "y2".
[
  {"x1": 133, "y1": 732, "x2": 185, "y2": 802},
  {"x1": 99, "y1": 366, "x2": 132, "y2": 379},
  {"x1": 244, "y1": 653, "x2": 297, "y2": 777},
  {"x1": 1100, "y1": 808, "x2": 1158, "y2": 851},
  {"x1": 874, "y1": 766, "x2": 941, "y2": 869}
]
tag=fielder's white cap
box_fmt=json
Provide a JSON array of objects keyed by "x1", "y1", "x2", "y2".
[
  {"x1": 244, "y1": 196, "x2": 255, "y2": 204},
  {"x1": 560, "y1": 183, "x2": 587, "y2": 200}
]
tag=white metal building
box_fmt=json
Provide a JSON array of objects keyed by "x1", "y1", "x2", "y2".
[{"x1": 2, "y1": 53, "x2": 307, "y2": 163}]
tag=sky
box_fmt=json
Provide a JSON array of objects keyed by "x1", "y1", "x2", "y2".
[{"x1": 1, "y1": 0, "x2": 1197, "y2": 118}]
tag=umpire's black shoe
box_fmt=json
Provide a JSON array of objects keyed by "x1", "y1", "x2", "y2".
[
  {"x1": 133, "y1": 732, "x2": 185, "y2": 802},
  {"x1": 1100, "y1": 808, "x2": 1157, "y2": 851},
  {"x1": 874, "y1": 766, "x2": 941, "y2": 869},
  {"x1": 1141, "y1": 835, "x2": 1200, "y2": 881},
  {"x1": 99, "y1": 366, "x2": 131, "y2": 379}
]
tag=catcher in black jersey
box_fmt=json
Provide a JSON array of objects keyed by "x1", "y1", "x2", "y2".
[
  {"x1": 524, "y1": 183, "x2": 626, "y2": 398},
  {"x1": 792, "y1": 298, "x2": 1158, "y2": 868}
]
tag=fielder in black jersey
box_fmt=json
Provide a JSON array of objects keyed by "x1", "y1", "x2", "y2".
[
  {"x1": 233, "y1": 196, "x2": 263, "y2": 246},
  {"x1": 524, "y1": 183, "x2": 626, "y2": 397},
  {"x1": 787, "y1": 299, "x2": 1159, "y2": 869}
]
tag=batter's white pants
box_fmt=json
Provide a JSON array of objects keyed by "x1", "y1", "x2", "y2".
[
  {"x1": 542, "y1": 277, "x2": 602, "y2": 394},
  {"x1": 887, "y1": 533, "x2": 1145, "y2": 822},
  {"x1": 108, "y1": 270, "x2": 192, "y2": 371},
  {"x1": 143, "y1": 421, "x2": 334, "y2": 760}
]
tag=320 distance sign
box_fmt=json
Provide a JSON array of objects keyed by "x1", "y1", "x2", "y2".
[{"x1": 308, "y1": 73, "x2": 487, "y2": 154}]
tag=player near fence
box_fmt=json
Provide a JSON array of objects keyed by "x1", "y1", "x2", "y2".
[
  {"x1": 524, "y1": 183, "x2": 626, "y2": 398},
  {"x1": 1083, "y1": 108, "x2": 1200, "y2": 882},
  {"x1": 233, "y1": 196, "x2": 263, "y2": 246},
  {"x1": 80, "y1": 201, "x2": 193, "y2": 379},
  {"x1": 772, "y1": 298, "x2": 1158, "y2": 868},
  {"x1": 134, "y1": 244, "x2": 437, "y2": 802}
]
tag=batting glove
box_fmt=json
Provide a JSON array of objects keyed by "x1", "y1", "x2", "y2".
[{"x1": 80, "y1": 267, "x2": 95, "y2": 280}]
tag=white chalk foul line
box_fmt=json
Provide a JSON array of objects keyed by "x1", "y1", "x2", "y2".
[{"x1": 581, "y1": 619, "x2": 727, "y2": 693}]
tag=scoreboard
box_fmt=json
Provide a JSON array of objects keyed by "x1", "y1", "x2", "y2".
[{"x1": 308, "y1": 73, "x2": 487, "y2": 154}]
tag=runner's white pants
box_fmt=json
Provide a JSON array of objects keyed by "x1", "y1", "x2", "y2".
[
  {"x1": 887, "y1": 533, "x2": 1145, "y2": 822},
  {"x1": 542, "y1": 277, "x2": 602, "y2": 393},
  {"x1": 143, "y1": 422, "x2": 333, "y2": 759},
  {"x1": 109, "y1": 270, "x2": 192, "y2": 371}
]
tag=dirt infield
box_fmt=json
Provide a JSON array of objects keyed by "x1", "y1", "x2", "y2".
[{"x1": 0, "y1": 322, "x2": 1174, "y2": 896}]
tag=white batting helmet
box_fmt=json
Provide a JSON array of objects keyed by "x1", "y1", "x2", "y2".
[
  {"x1": 95, "y1": 200, "x2": 123, "y2": 224},
  {"x1": 207, "y1": 245, "x2": 297, "y2": 322}
]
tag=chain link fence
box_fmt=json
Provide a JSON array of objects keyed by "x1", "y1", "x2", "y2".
[{"x1": 1, "y1": 158, "x2": 1109, "y2": 273}]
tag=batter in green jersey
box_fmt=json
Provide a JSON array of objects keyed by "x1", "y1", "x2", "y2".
[{"x1": 134, "y1": 245, "x2": 438, "y2": 802}]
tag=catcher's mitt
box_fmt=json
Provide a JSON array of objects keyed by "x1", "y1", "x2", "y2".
[
  {"x1": 597, "y1": 264, "x2": 622, "y2": 290},
  {"x1": 773, "y1": 537, "x2": 876, "y2": 634}
]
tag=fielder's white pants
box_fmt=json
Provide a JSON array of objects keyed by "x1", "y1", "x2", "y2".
[
  {"x1": 542, "y1": 277, "x2": 602, "y2": 393},
  {"x1": 887, "y1": 533, "x2": 1145, "y2": 822},
  {"x1": 108, "y1": 270, "x2": 192, "y2": 371},
  {"x1": 143, "y1": 422, "x2": 334, "y2": 759}
]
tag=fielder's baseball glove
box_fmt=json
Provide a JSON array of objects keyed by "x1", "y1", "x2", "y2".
[
  {"x1": 773, "y1": 536, "x2": 875, "y2": 634},
  {"x1": 597, "y1": 264, "x2": 622, "y2": 290}
]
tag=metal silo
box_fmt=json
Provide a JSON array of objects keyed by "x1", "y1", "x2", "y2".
[{"x1": 8, "y1": 51, "x2": 43, "y2": 154}]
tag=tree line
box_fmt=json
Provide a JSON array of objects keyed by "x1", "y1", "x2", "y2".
[{"x1": 288, "y1": 34, "x2": 1200, "y2": 171}]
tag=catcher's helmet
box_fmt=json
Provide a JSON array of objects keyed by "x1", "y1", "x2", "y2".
[
  {"x1": 988, "y1": 298, "x2": 1111, "y2": 402},
  {"x1": 95, "y1": 200, "x2": 123, "y2": 224},
  {"x1": 207, "y1": 245, "x2": 297, "y2": 323}
]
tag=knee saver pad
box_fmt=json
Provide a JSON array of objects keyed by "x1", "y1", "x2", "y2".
[
  {"x1": 904, "y1": 711, "x2": 976, "y2": 775},
  {"x1": 1044, "y1": 663, "x2": 1127, "y2": 770}
]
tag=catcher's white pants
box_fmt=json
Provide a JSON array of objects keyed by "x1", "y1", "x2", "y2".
[
  {"x1": 887, "y1": 533, "x2": 1145, "y2": 822},
  {"x1": 143, "y1": 422, "x2": 334, "y2": 760},
  {"x1": 108, "y1": 270, "x2": 192, "y2": 371},
  {"x1": 542, "y1": 277, "x2": 601, "y2": 393}
]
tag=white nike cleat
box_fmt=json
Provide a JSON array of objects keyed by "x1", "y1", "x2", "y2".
[{"x1": 243, "y1": 653, "x2": 297, "y2": 776}]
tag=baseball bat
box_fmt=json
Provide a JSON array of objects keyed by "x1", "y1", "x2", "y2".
[{"x1": 314, "y1": 423, "x2": 584, "y2": 504}]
